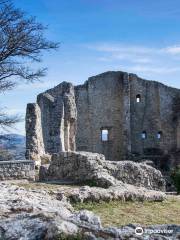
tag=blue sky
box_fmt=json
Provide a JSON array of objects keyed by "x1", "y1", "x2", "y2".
[{"x1": 1, "y1": 0, "x2": 180, "y2": 135}]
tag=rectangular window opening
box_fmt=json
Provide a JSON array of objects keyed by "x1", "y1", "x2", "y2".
[
  {"x1": 101, "y1": 129, "x2": 109, "y2": 141},
  {"x1": 141, "y1": 131, "x2": 147, "y2": 139},
  {"x1": 157, "y1": 131, "x2": 162, "y2": 139},
  {"x1": 136, "y1": 94, "x2": 141, "y2": 103}
]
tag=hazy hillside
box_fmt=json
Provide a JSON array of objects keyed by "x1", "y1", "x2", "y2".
[{"x1": 0, "y1": 134, "x2": 26, "y2": 160}]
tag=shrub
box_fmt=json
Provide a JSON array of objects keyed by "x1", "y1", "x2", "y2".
[
  {"x1": 0, "y1": 148, "x2": 13, "y2": 161},
  {"x1": 171, "y1": 166, "x2": 180, "y2": 194}
]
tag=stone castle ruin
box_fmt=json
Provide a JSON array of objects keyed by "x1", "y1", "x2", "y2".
[
  {"x1": 26, "y1": 71, "x2": 180, "y2": 170},
  {"x1": 26, "y1": 82, "x2": 77, "y2": 165}
]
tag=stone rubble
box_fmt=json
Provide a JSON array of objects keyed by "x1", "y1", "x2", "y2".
[
  {"x1": 67, "y1": 185, "x2": 165, "y2": 203},
  {"x1": 39, "y1": 151, "x2": 166, "y2": 191}
]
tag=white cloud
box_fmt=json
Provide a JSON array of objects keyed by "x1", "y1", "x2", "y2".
[
  {"x1": 163, "y1": 45, "x2": 180, "y2": 55},
  {"x1": 87, "y1": 43, "x2": 157, "y2": 65},
  {"x1": 129, "y1": 65, "x2": 180, "y2": 74},
  {"x1": 86, "y1": 42, "x2": 180, "y2": 75},
  {"x1": 87, "y1": 42, "x2": 180, "y2": 58},
  {"x1": 88, "y1": 43, "x2": 155, "y2": 54}
]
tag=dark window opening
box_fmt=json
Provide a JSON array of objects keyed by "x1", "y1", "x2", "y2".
[
  {"x1": 157, "y1": 131, "x2": 162, "y2": 139},
  {"x1": 141, "y1": 131, "x2": 147, "y2": 139},
  {"x1": 101, "y1": 129, "x2": 109, "y2": 142},
  {"x1": 136, "y1": 94, "x2": 141, "y2": 103}
]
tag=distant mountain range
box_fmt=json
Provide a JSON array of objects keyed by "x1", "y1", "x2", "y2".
[{"x1": 0, "y1": 134, "x2": 26, "y2": 160}]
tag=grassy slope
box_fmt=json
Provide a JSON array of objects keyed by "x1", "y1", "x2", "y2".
[{"x1": 74, "y1": 197, "x2": 180, "y2": 227}]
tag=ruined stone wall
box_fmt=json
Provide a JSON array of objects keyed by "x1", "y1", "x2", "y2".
[
  {"x1": 26, "y1": 71, "x2": 180, "y2": 164},
  {"x1": 75, "y1": 71, "x2": 180, "y2": 161},
  {"x1": 26, "y1": 82, "x2": 77, "y2": 164},
  {"x1": 129, "y1": 74, "x2": 180, "y2": 156},
  {"x1": 0, "y1": 160, "x2": 35, "y2": 181},
  {"x1": 75, "y1": 72, "x2": 129, "y2": 161},
  {"x1": 74, "y1": 83, "x2": 91, "y2": 152},
  {"x1": 26, "y1": 103, "x2": 44, "y2": 165}
]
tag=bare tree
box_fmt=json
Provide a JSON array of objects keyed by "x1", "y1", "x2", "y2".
[{"x1": 0, "y1": 0, "x2": 59, "y2": 129}]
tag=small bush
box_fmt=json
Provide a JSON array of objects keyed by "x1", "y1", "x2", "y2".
[
  {"x1": 0, "y1": 148, "x2": 13, "y2": 161},
  {"x1": 171, "y1": 166, "x2": 180, "y2": 194},
  {"x1": 55, "y1": 233, "x2": 83, "y2": 240}
]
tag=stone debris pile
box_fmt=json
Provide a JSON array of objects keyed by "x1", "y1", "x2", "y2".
[{"x1": 40, "y1": 151, "x2": 166, "y2": 191}]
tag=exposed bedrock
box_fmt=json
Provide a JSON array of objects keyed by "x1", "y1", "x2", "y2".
[
  {"x1": 39, "y1": 151, "x2": 166, "y2": 191},
  {"x1": 66, "y1": 185, "x2": 165, "y2": 203},
  {"x1": 0, "y1": 182, "x2": 178, "y2": 240}
]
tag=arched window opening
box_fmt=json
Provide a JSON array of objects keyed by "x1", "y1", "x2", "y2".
[
  {"x1": 157, "y1": 131, "x2": 162, "y2": 139},
  {"x1": 101, "y1": 129, "x2": 109, "y2": 142},
  {"x1": 141, "y1": 131, "x2": 147, "y2": 139},
  {"x1": 136, "y1": 94, "x2": 141, "y2": 103}
]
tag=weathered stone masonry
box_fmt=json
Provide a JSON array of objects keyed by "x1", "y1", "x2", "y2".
[
  {"x1": 26, "y1": 82, "x2": 77, "y2": 165},
  {"x1": 0, "y1": 160, "x2": 35, "y2": 181},
  {"x1": 26, "y1": 71, "x2": 180, "y2": 167}
]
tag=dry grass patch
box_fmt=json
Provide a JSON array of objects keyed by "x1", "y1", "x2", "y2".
[
  {"x1": 74, "y1": 196, "x2": 180, "y2": 227},
  {"x1": 11, "y1": 181, "x2": 78, "y2": 195}
]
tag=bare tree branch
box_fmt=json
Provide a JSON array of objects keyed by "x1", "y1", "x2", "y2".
[
  {"x1": 0, "y1": 0, "x2": 59, "y2": 129},
  {"x1": 0, "y1": 111, "x2": 22, "y2": 129}
]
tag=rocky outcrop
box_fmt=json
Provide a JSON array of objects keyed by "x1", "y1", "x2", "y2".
[
  {"x1": 67, "y1": 185, "x2": 165, "y2": 203},
  {"x1": 39, "y1": 151, "x2": 166, "y2": 191},
  {"x1": 39, "y1": 151, "x2": 119, "y2": 188},
  {"x1": 26, "y1": 82, "x2": 77, "y2": 165},
  {"x1": 0, "y1": 182, "x2": 178, "y2": 240},
  {"x1": 104, "y1": 160, "x2": 165, "y2": 191},
  {"x1": 0, "y1": 182, "x2": 73, "y2": 240}
]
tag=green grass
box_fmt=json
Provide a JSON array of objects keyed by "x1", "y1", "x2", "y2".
[
  {"x1": 55, "y1": 233, "x2": 83, "y2": 240},
  {"x1": 74, "y1": 196, "x2": 180, "y2": 227}
]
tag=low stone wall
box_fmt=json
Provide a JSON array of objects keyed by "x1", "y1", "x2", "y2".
[{"x1": 0, "y1": 160, "x2": 35, "y2": 181}]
